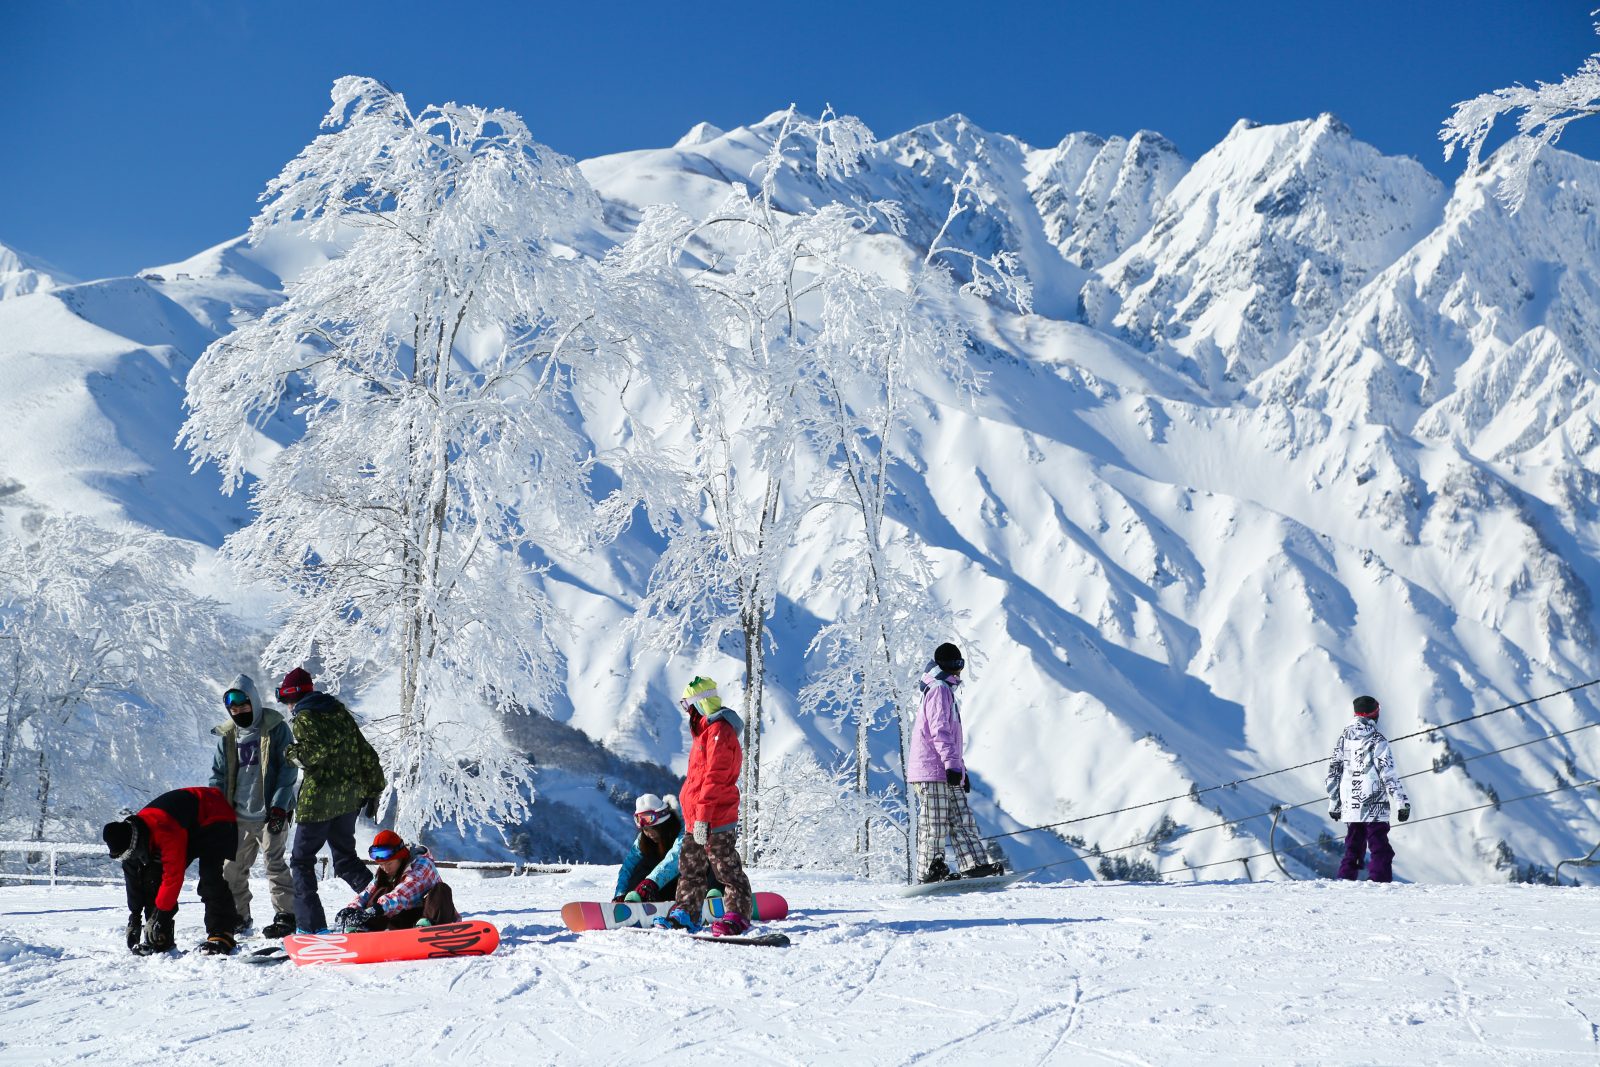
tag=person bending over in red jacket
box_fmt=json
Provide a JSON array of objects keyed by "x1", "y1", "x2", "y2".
[
  {"x1": 653, "y1": 676, "x2": 755, "y2": 937},
  {"x1": 102, "y1": 786, "x2": 240, "y2": 955}
]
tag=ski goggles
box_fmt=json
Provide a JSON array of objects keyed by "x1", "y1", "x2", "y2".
[
  {"x1": 635, "y1": 809, "x2": 672, "y2": 828},
  {"x1": 368, "y1": 843, "x2": 402, "y2": 861},
  {"x1": 223, "y1": 690, "x2": 252, "y2": 709}
]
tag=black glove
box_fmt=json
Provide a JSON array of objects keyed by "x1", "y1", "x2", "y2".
[
  {"x1": 1330, "y1": 809, "x2": 1341, "y2": 822},
  {"x1": 362, "y1": 796, "x2": 379, "y2": 820},
  {"x1": 266, "y1": 807, "x2": 289, "y2": 834},
  {"x1": 945, "y1": 768, "x2": 963, "y2": 787},
  {"x1": 125, "y1": 913, "x2": 142, "y2": 951},
  {"x1": 142, "y1": 908, "x2": 177, "y2": 952},
  {"x1": 961, "y1": 773, "x2": 971, "y2": 794},
  {"x1": 1397, "y1": 806, "x2": 1410, "y2": 823},
  {"x1": 334, "y1": 905, "x2": 363, "y2": 930}
]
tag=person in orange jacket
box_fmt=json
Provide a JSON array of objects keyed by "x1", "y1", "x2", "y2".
[
  {"x1": 652, "y1": 676, "x2": 754, "y2": 937},
  {"x1": 102, "y1": 786, "x2": 239, "y2": 955}
]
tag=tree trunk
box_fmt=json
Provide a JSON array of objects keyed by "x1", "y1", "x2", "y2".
[
  {"x1": 740, "y1": 607, "x2": 764, "y2": 867},
  {"x1": 900, "y1": 701, "x2": 914, "y2": 885},
  {"x1": 856, "y1": 701, "x2": 870, "y2": 878}
]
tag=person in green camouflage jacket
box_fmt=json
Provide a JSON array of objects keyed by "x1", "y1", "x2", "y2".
[{"x1": 278, "y1": 667, "x2": 387, "y2": 933}]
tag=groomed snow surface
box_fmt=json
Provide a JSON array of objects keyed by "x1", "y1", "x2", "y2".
[{"x1": 3, "y1": 868, "x2": 1599, "y2": 1064}]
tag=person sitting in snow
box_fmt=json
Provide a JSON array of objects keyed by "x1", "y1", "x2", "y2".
[
  {"x1": 102, "y1": 786, "x2": 240, "y2": 955},
  {"x1": 909, "y1": 643, "x2": 1004, "y2": 883},
  {"x1": 208, "y1": 673, "x2": 299, "y2": 939},
  {"x1": 612, "y1": 793, "x2": 684, "y2": 903},
  {"x1": 334, "y1": 830, "x2": 460, "y2": 932},
  {"x1": 1326, "y1": 694, "x2": 1411, "y2": 882},
  {"x1": 652, "y1": 677, "x2": 755, "y2": 936}
]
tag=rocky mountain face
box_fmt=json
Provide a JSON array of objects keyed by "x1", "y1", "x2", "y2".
[{"x1": 5, "y1": 109, "x2": 1600, "y2": 883}]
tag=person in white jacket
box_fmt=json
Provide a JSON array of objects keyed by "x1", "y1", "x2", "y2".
[{"x1": 1325, "y1": 694, "x2": 1411, "y2": 882}]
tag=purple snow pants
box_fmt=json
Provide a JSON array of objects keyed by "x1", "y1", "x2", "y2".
[{"x1": 1337, "y1": 822, "x2": 1394, "y2": 882}]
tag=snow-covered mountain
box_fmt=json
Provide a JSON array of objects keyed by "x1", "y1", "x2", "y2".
[
  {"x1": 4, "y1": 107, "x2": 1599, "y2": 886},
  {"x1": 1089, "y1": 114, "x2": 1447, "y2": 398},
  {"x1": 0, "y1": 241, "x2": 75, "y2": 300}
]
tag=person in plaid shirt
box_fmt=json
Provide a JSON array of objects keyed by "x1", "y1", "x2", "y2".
[{"x1": 335, "y1": 830, "x2": 459, "y2": 931}]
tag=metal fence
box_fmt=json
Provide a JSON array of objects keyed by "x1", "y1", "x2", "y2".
[
  {"x1": 0, "y1": 840, "x2": 121, "y2": 887},
  {"x1": 0, "y1": 841, "x2": 571, "y2": 888}
]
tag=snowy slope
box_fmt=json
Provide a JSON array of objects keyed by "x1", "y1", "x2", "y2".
[
  {"x1": 5, "y1": 873, "x2": 1600, "y2": 1064},
  {"x1": 4, "y1": 109, "x2": 1600, "y2": 887}
]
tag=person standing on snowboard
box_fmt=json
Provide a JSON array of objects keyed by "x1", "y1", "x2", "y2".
[
  {"x1": 653, "y1": 677, "x2": 755, "y2": 936},
  {"x1": 909, "y1": 643, "x2": 1002, "y2": 883},
  {"x1": 209, "y1": 673, "x2": 298, "y2": 939},
  {"x1": 102, "y1": 786, "x2": 240, "y2": 955},
  {"x1": 334, "y1": 830, "x2": 459, "y2": 931},
  {"x1": 1326, "y1": 694, "x2": 1411, "y2": 882}
]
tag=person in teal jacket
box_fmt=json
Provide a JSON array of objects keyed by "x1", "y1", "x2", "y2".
[{"x1": 612, "y1": 794, "x2": 687, "y2": 903}]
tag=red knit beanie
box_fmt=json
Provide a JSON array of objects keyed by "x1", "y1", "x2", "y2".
[{"x1": 277, "y1": 667, "x2": 314, "y2": 704}]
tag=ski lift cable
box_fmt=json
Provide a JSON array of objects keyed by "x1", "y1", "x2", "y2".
[
  {"x1": 979, "y1": 677, "x2": 1600, "y2": 844},
  {"x1": 999, "y1": 720, "x2": 1600, "y2": 875},
  {"x1": 1157, "y1": 777, "x2": 1600, "y2": 879}
]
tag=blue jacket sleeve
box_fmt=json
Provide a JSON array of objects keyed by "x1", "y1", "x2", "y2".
[
  {"x1": 209, "y1": 738, "x2": 227, "y2": 792},
  {"x1": 614, "y1": 837, "x2": 646, "y2": 897},
  {"x1": 267, "y1": 720, "x2": 299, "y2": 812},
  {"x1": 645, "y1": 830, "x2": 683, "y2": 887}
]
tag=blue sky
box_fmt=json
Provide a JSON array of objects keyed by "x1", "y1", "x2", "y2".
[{"x1": 3, "y1": 0, "x2": 1596, "y2": 279}]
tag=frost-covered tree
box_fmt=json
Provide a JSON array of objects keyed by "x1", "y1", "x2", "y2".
[
  {"x1": 747, "y1": 752, "x2": 907, "y2": 876},
  {"x1": 610, "y1": 108, "x2": 1027, "y2": 868},
  {"x1": 0, "y1": 512, "x2": 233, "y2": 850},
  {"x1": 799, "y1": 164, "x2": 1029, "y2": 879},
  {"x1": 181, "y1": 77, "x2": 632, "y2": 835},
  {"x1": 1441, "y1": 17, "x2": 1600, "y2": 211}
]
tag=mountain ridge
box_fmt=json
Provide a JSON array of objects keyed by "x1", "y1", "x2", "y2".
[{"x1": 3, "y1": 109, "x2": 1599, "y2": 884}]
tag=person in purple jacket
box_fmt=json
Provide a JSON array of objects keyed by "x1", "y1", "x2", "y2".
[{"x1": 908, "y1": 642, "x2": 1004, "y2": 883}]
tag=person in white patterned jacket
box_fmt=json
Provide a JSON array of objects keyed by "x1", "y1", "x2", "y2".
[{"x1": 1326, "y1": 695, "x2": 1411, "y2": 882}]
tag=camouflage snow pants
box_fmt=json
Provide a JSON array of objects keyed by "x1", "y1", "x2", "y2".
[{"x1": 674, "y1": 829, "x2": 752, "y2": 922}]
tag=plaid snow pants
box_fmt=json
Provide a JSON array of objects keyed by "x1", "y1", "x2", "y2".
[
  {"x1": 674, "y1": 829, "x2": 752, "y2": 922},
  {"x1": 915, "y1": 780, "x2": 987, "y2": 879}
]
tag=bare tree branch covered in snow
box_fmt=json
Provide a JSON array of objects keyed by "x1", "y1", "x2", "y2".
[
  {"x1": 746, "y1": 752, "x2": 907, "y2": 877},
  {"x1": 1441, "y1": 16, "x2": 1600, "y2": 211},
  {"x1": 181, "y1": 77, "x2": 636, "y2": 836},
  {"x1": 0, "y1": 512, "x2": 234, "y2": 847}
]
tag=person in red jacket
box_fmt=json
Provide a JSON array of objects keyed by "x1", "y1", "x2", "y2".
[
  {"x1": 653, "y1": 676, "x2": 755, "y2": 937},
  {"x1": 102, "y1": 786, "x2": 240, "y2": 955}
]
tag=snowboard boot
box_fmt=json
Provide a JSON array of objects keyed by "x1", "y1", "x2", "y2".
[
  {"x1": 919, "y1": 856, "x2": 951, "y2": 884},
  {"x1": 233, "y1": 916, "x2": 254, "y2": 937},
  {"x1": 708, "y1": 912, "x2": 750, "y2": 938},
  {"x1": 262, "y1": 913, "x2": 296, "y2": 939},
  {"x1": 959, "y1": 862, "x2": 1006, "y2": 879},
  {"x1": 651, "y1": 906, "x2": 701, "y2": 933},
  {"x1": 198, "y1": 933, "x2": 237, "y2": 955}
]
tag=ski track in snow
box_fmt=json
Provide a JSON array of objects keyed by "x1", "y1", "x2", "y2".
[{"x1": 4, "y1": 868, "x2": 1600, "y2": 1064}]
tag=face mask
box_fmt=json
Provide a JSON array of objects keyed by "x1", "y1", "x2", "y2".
[{"x1": 230, "y1": 709, "x2": 255, "y2": 728}]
